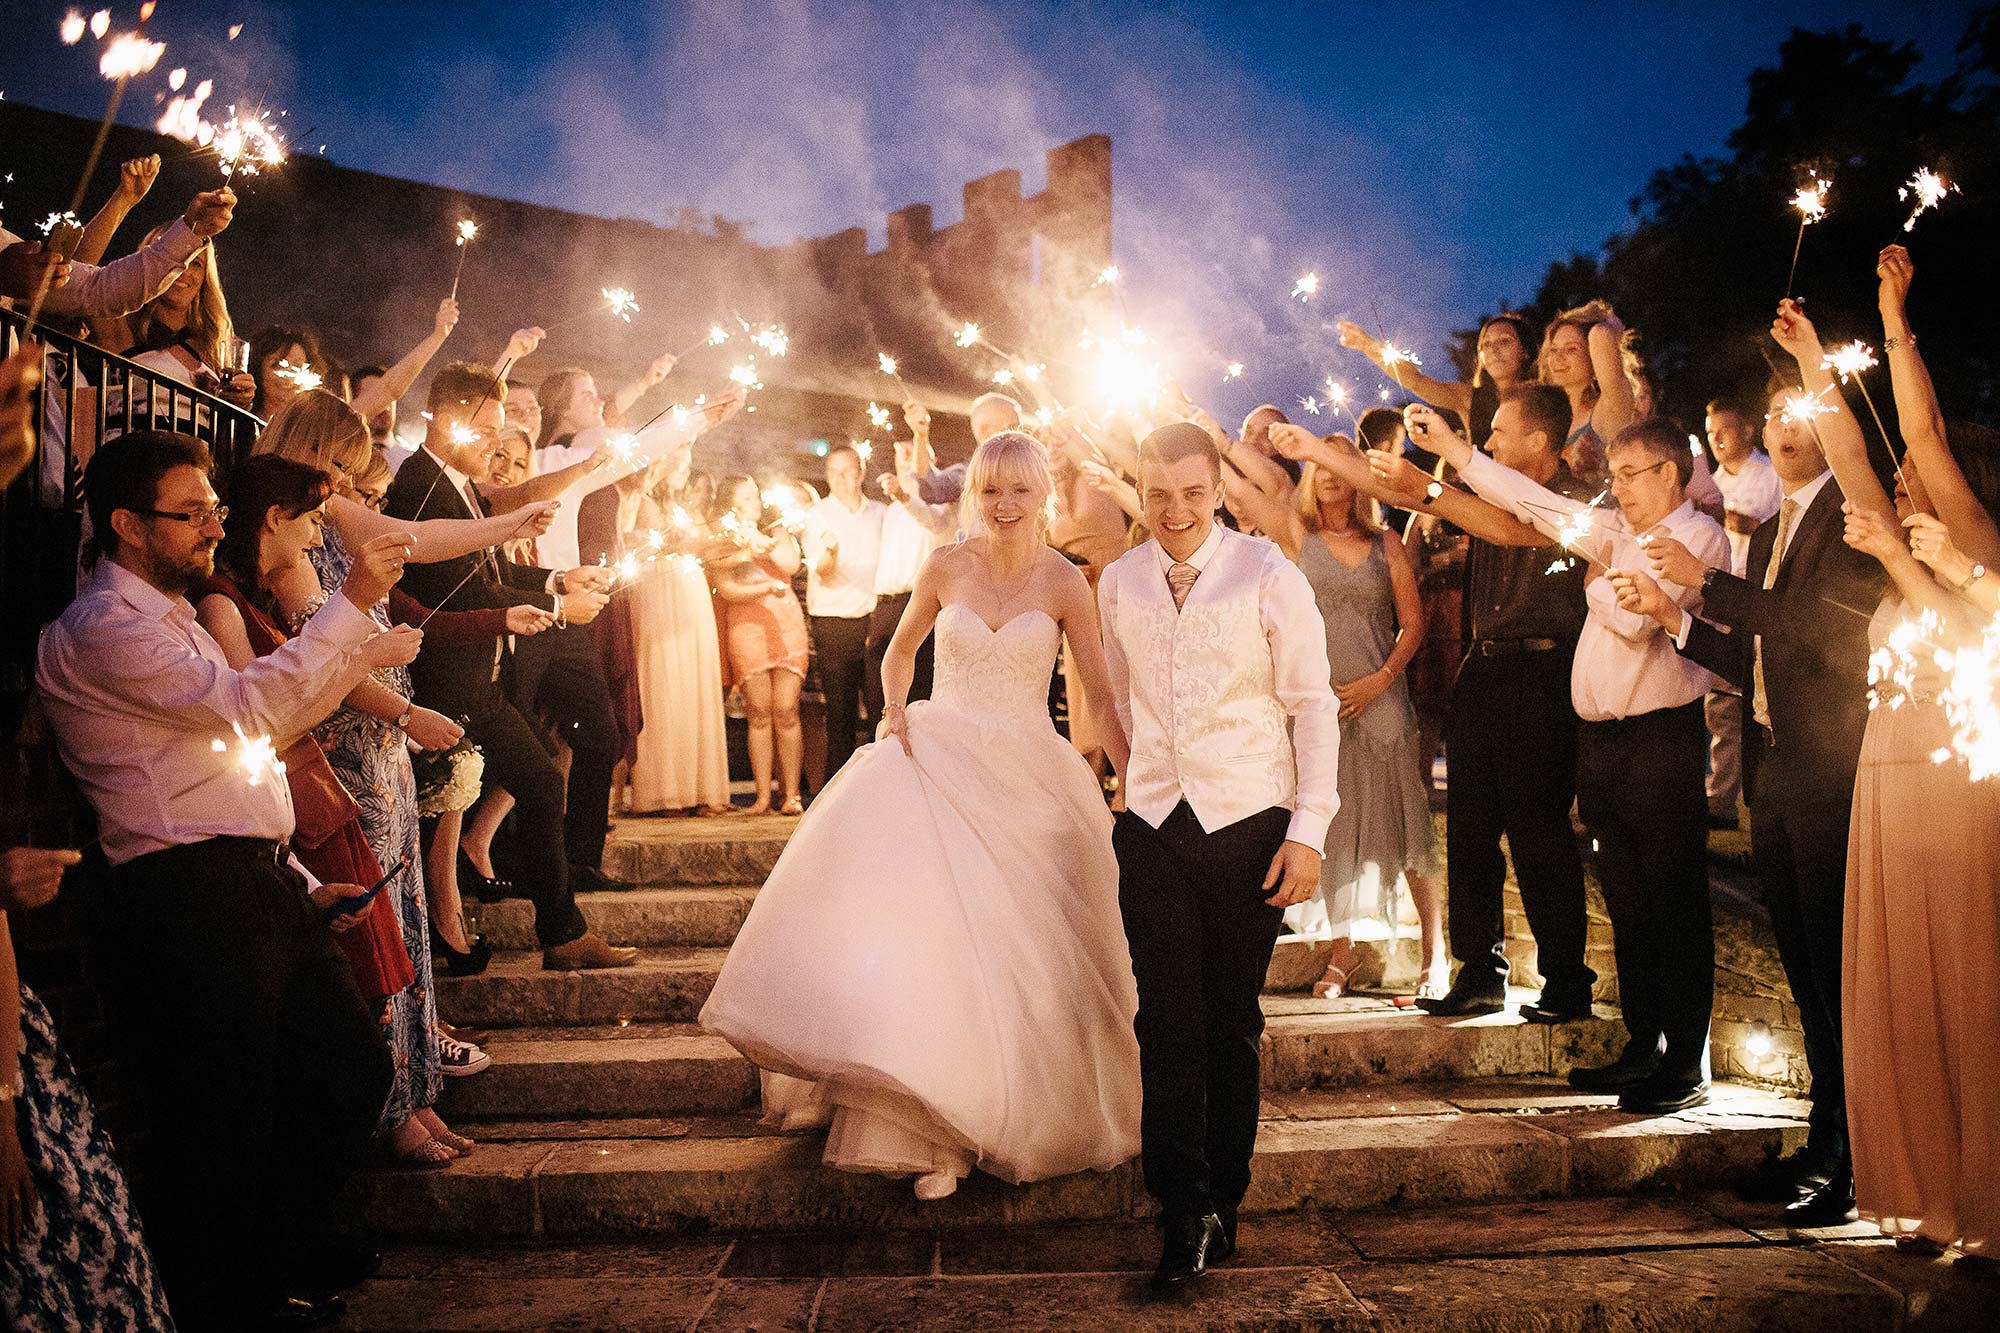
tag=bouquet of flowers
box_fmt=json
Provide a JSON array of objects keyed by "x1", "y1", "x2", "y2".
[{"x1": 413, "y1": 736, "x2": 485, "y2": 817}]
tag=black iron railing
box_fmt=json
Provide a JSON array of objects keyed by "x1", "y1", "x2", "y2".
[{"x1": 1, "y1": 305, "x2": 262, "y2": 719}]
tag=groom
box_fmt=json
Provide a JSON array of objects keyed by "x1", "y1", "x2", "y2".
[{"x1": 1099, "y1": 422, "x2": 1342, "y2": 1289}]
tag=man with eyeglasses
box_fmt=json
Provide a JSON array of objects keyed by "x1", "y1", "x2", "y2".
[
  {"x1": 35, "y1": 430, "x2": 427, "y2": 1327},
  {"x1": 1401, "y1": 409, "x2": 1730, "y2": 1114}
]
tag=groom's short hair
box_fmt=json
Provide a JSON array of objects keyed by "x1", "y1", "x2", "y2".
[{"x1": 1138, "y1": 422, "x2": 1222, "y2": 483}]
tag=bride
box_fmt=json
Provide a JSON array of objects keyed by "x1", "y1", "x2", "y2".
[{"x1": 700, "y1": 431, "x2": 1140, "y2": 1199}]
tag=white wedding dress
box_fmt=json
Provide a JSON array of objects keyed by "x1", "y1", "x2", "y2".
[{"x1": 699, "y1": 605, "x2": 1142, "y2": 1186}]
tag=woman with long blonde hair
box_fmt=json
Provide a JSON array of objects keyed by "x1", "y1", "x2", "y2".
[
  {"x1": 95, "y1": 225, "x2": 256, "y2": 419},
  {"x1": 703, "y1": 430, "x2": 1140, "y2": 1202},
  {"x1": 1535, "y1": 300, "x2": 1636, "y2": 487}
]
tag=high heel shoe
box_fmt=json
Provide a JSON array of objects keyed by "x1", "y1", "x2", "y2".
[
  {"x1": 429, "y1": 917, "x2": 493, "y2": 977},
  {"x1": 458, "y1": 852, "x2": 517, "y2": 903}
]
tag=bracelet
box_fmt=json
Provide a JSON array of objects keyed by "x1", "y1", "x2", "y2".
[
  {"x1": 1884, "y1": 333, "x2": 1916, "y2": 352},
  {"x1": 553, "y1": 597, "x2": 567, "y2": 630}
]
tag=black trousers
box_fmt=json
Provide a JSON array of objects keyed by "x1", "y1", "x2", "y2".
[
  {"x1": 509, "y1": 623, "x2": 620, "y2": 870},
  {"x1": 811, "y1": 613, "x2": 877, "y2": 778},
  {"x1": 866, "y1": 591, "x2": 933, "y2": 704},
  {"x1": 1114, "y1": 803, "x2": 1288, "y2": 1219},
  {"x1": 1443, "y1": 649, "x2": 1595, "y2": 997},
  {"x1": 1748, "y1": 727, "x2": 1851, "y2": 1159},
  {"x1": 454, "y1": 683, "x2": 587, "y2": 948},
  {"x1": 1577, "y1": 701, "x2": 1713, "y2": 1081},
  {"x1": 102, "y1": 838, "x2": 393, "y2": 1329}
]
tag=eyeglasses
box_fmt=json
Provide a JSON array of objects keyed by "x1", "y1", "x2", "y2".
[
  {"x1": 138, "y1": 504, "x2": 227, "y2": 528},
  {"x1": 1608, "y1": 460, "x2": 1671, "y2": 486}
]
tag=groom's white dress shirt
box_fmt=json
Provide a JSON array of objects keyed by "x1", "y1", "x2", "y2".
[{"x1": 1098, "y1": 523, "x2": 1342, "y2": 850}]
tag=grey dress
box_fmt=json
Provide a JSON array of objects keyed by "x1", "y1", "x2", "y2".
[{"x1": 1291, "y1": 531, "x2": 1439, "y2": 939}]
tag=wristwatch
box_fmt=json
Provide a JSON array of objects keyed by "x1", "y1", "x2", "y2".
[
  {"x1": 1957, "y1": 562, "x2": 1987, "y2": 593},
  {"x1": 1422, "y1": 480, "x2": 1444, "y2": 505},
  {"x1": 394, "y1": 709, "x2": 414, "y2": 732}
]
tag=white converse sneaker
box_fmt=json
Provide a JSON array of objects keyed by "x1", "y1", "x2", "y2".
[
  {"x1": 914, "y1": 1170, "x2": 959, "y2": 1201},
  {"x1": 438, "y1": 1031, "x2": 492, "y2": 1077}
]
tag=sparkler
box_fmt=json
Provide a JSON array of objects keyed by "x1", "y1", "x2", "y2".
[
  {"x1": 601, "y1": 287, "x2": 641, "y2": 322},
  {"x1": 866, "y1": 401, "x2": 891, "y2": 430},
  {"x1": 38, "y1": 210, "x2": 82, "y2": 237},
  {"x1": 1868, "y1": 608, "x2": 2000, "y2": 780},
  {"x1": 90, "y1": 10, "x2": 109, "y2": 39},
  {"x1": 274, "y1": 358, "x2": 323, "y2": 392},
  {"x1": 99, "y1": 31, "x2": 164, "y2": 79},
  {"x1": 168, "y1": 67, "x2": 185, "y2": 90},
  {"x1": 1298, "y1": 395, "x2": 1321, "y2": 416},
  {"x1": 1291, "y1": 272, "x2": 1319, "y2": 302},
  {"x1": 1094, "y1": 265, "x2": 1120, "y2": 287},
  {"x1": 211, "y1": 724, "x2": 284, "y2": 787},
  {"x1": 1785, "y1": 170, "x2": 1830, "y2": 296},
  {"x1": 1777, "y1": 384, "x2": 1837, "y2": 428},
  {"x1": 851, "y1": 439, "x2": 874, "y2": 463},
  {"x1": 1898, "y1": 167, "x2": 1957, "y2": 233},
  {"x1": 61, "y1": 11, "x2": 85, "y2": 43},
  {"x1": 449, "y1": 218, "x2": 478, "y2": 300},
  {"x1": 1820, "y1": 339, "x2": 1903, "y2": 487},
  {"x1": 212, "y1": 110, "x2": 287, "y2": 179},
  {"x1": 952, "y1": 321, "x2": 981, "y2": 349},
  {"x1": 1222, "y1": 362, "x2": 1245, "y2": 383},
  {"x1": 670, "y1": 322, "x2": 733, "y2": 359},
  {"x1": 992, "y1": 368, "x2": 1014, "y2": 386},
  {"x1": 1378, "y1": 342, "x2": 1421, "y2": 394}
]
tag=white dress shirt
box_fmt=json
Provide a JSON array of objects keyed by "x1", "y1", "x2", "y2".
[
  {"x1": 873, "y1": 499, "x2": 942, "y2": 597},
  {"x1": 803, "y1": 495, "x2": 884, "y2": 618},
  {"x1": 1713, "y1": 450, "x2": 1783, "y2": 577},
  {"x1": 0, "y1": 219, "x2": 201, "y2": 321},
  {"x1": 35, "y1": 558, "x2": 378, "y2": 866},
  {"x1": 1098, "y1": 524, "x2": 1342, "y2": 850},
  {"x1": 1457, "y1": 449, "x2": 1729, "y2": 722}
]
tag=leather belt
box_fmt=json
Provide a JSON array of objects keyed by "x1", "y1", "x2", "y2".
[{"x1": 1472, "y1": 637, "x2": 1559, "y2": 656}]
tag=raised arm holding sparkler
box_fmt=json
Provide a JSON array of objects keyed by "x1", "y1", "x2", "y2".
[
  {"x1": 349, "y1": 296, "x2": 459, "y2": 425},
  {"x1": 72, "y1": 153, "x2": 160, "y2": 265},
  {"x1": 1768, "y1": 299, "x2": 1898, "y2": 528}
]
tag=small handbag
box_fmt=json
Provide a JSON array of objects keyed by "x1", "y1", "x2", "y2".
[{"x1": 281, "y1": 737, "x2": 362, "y2": 850}]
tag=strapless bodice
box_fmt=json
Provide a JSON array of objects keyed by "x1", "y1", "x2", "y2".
[{"x1": 929, "y1": 605, "x2": 1060, "y2": 723}]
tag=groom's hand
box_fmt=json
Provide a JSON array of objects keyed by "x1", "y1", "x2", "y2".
[{"x1": 1263, "y1": 840, "x2": 1322, "y2": 908}]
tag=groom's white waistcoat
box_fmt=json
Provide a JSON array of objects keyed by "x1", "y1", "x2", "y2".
[{"x1": 1098, "y1": 524, "x2": 1342, "y2": 850}]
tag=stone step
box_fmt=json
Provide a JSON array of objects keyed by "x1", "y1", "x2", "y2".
[
  {"x1": 467, "y1": 888, "x2": 760, "y2": 952},
  {"x1": 339, "y1": 1194, "x2": 1952, "y2": 1333},
  {"x1": 597, "y1": 813, "x2": 798, "y2": 887},
  {"x1": 348, "y1": 1078, "x2": 1811, "y2": 1240},
  {"x1": 440, "y1": 994, "x2": 1624, "y2": 1119}
]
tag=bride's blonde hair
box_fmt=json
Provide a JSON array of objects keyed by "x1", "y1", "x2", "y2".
[{"x1": 957, "y1": 429, "x2": 1054, "y2": 539}]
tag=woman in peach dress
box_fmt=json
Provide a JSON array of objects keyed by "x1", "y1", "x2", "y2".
[{"x1": 708, "y1": 476, "x2": 810, "y2": 815}]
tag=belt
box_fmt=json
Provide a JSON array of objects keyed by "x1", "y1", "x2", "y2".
[
  {"x1": 211, "y1": 835, "x2": 292, "y2": 866},
  {"x1": 1472, "y1": 637, "x2": 1559, "y2": 656}
]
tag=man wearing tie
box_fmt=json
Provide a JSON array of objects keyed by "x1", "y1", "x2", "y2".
[
  {"x1": 383, "y1": 362, "x2": 636, "y2": 971},
  {"x1": 1614, "y1": 376, "x2": 1883, "y2": 1225}
]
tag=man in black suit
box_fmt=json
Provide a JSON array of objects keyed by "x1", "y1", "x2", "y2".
[
  {"x1": 1614, "y1": 379, "x2": 1883, "y2": 1225},
  {"x1": 383, "y1": 362, "x2": 637, "y2": 970}
]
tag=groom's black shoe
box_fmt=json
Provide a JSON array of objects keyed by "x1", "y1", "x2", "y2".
[
  {"x1": 1416, "y1": 974, "x2": 1506, "y2": 1017},
  {"x1": 1152, "y1": 1213, "x2": 1224, "y2": 1290},
  {"x1": 1211, "y1": 1205, "x2": 1238, "y2": 1264}
]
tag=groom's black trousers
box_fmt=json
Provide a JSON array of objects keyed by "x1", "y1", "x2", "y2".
[{"x1": 1114, "y1": 801, "x2": 1288, "y2": 1220}]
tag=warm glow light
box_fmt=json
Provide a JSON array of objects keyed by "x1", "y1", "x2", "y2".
[
  {"x1": 1790, "y1": 172, "x2": 1830, "y2": 224},
  {"x1": 1291, "y1": 272, "x2": 1318, "y2": 301},
  {"x1": 1821, "y1": 340, "x2": 1879, "y2": 384},
  {"x1": 455, "y1": 219, "x2": 478, "y2": 245},
  {"x1": 99, "y1": 32, "x2": 166, "y2": 80},
  {"x1": 1222, "y1": 361, "x2": 1245, "y2": 382},
  {"x1": 876, "y1": 352, "x2": 898, "y2": 376},
  {"x1": 274, "y1": 359, "x2": 322, "y2": 391},
  {"x1": 61, "y1": 11, "x2": 86, "y2": 43},
  {"x1": 1898, "y1": 167, "x2": 1958, "y2": 232},
  {"x1": 601, "y1": 287, "x2": 641, "y2": 322},
  {"x1": 90, "y1": 10, "x2": 110, "y2": 39},
  {"x1": 952, "y1": 321, "x2": 981, "y2": 349}
]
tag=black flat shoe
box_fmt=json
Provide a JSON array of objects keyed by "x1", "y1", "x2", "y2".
[
  {"x1": 1416, "y1": 976, "x2": 1507, "y2": 1017},
  {"x1": 1783, "y1": 1170, "x2": 1858, "y2": 1227},
  {"x1": 429, "y1": 918, "x2": 493, "y2": 977},
  {"x1": 1617, "y1": 1075, "x2": 1711, "y2": 1114},
  {"x1": 1152, "y1": 1213, "x2": 1224, "y2": 1290},
  {"x1": 1739, "y1": 1147, "x2": 1835, "y2": 1203},
  {"x1": 568, "y1": 863, "x2": 625, "y2": 894},
  {"x1": 459, "y1": 853, "x2": 518, "y2": 903},
  {"x1": 1519, "y1": 988, "x2": 1594, "y2": 1025}
]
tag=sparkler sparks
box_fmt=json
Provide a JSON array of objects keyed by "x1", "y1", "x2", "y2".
[
  {"x1": 448, "y1": 219, "x2": 478, "y2": 299},
  {"x1": 212, "y1": 724, "x2": 284, "y2": 787},
  {"x1": 851, "y1": 439, "x2": 874, "y2": 463},
  {"x1": 952, "y1": 321, "x2": 981, "y2": 349},
  {"x1": 600, "y1": 287, "x2": 641, "y2": 322},
  {"x1": 1298, "y1": 396, "x2": 1321, "y2": 416},
  {"x1": 1095, "y1": 265, "x2": 1121, "y2": 287},
  {"x1": 1291, "y1": 272, "x2": 1319, "y2": 302},
  {"x1": 99, "y1": 32, "x2": 165, "y2": 80},
  {"x1": 1821, "y1": 340, "x2": 1879, "y2": 384},
  {"x1": 1898, "y1": 167, "x2": 1958, "y2": 233},
  {"x1": 37, "y1": 210, "x2": 82, "y2": 236},
  {"x1": 61, "y1": 11, "x2": 85, "y2": 43},
  {"x1": 1222, "y1": 362, "x2": 1245, "y2": 383},
  {"x1": 1868, "y1": 609, "x2": 2000, "y2": 781},
  {"x1": 1778, "y1": 386, "x2": 1837, "y2": 428},
  {"x1": 1789, "y1": 173, "x2": 1830, "y2": 225},
  {"x1": 1379, "y1": 343, "x2": 1422, "y2": 370},
  {"x1": 213, "y1": 111, "x2": 287, "y2": 179},
  {"x1": 991, "y1": 368, "x2": 1014, "y2": 386},
  {"x1": 747, "y1": 325, "x2": 789, "y2": 357},
  {"x1": 455, "y1": 219, "x2": 478, "y2": 246},
  {"x1": 710, "y1": 325, "x2": 731, "y2": 347},
  {"x1": 90, "y1": 10, "x2": 110, "y2": 40},
  {"x1": 876, "y1": 352, "x2": 898, "y2": 376},
  {"x1": 274, "y1": 359, "x2": 322, "y2": 391},
  {"x1": 156, "y1": 77, "x2": 213, "y2": 144},
  {"x1": 168, "y1": 67, "x2": 185, "y2": 90},
  {"x1": 726, "y1": 362, "x2": 762, "y2": 390},
  {"x1": 866, "y1": 401, "x2": 891, "y2": 430}
]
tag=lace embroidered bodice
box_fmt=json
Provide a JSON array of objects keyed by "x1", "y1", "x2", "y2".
[{"x1": 929, "y1": 605, "x2": 1060, "y2": 724}]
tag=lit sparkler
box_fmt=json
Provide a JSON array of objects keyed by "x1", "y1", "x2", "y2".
[
  {"x1": 274, "y1": 358, "x2": 322, "y2": 392},
  {"x1": 866, "y1": 401, "x2": 891, "y2": 430},
  {"x1": 1869, "y1": 608, "x2": 2000, "y2": 781},
  {"x1": 61, "y1": 11, "x2": 85, "y2": 43},
  {"x1": 1785, "y1": 169, "x2": 1830, "y2": 296},
  {"x1": 449, "y1": 218, "x2": 478, "y2": 300},
  {"x1": 90, "y1": 10, "x2": 110, "y2": 40},
  {"x1": 1898, "y1": 167, "x2": 1958, "y2": 233},
  {"x1": 876, "y1": 352, "x2": 898, "y2": 377},
  {"x1": 1291, "y1": 272, "x2": 1319, "y2": 302},
  {"x1": 710, "y1": 325, "x2": 731, "y2": 346},
  {"x1": 211, "y1": 724, "x2": 284, "y2": 787},
  {"x1": 601, "y1": 287, "x2": 641, "y2": 322},
  {"x1": 1819, "y1": 339, "x2": 1902, "y2": 484},
  {"x1": 1222, "y1": 362, "x2": 1245, "y2": 383},
  {"x1": 37, "y1": 210, "x2": 82, "y2": 236},
  {"x1": 1298, "y1": 396, "x2": 1321, "y2": 416},
  {"x1": 851, "y1": 439, "x2": 874, "y2": 463},
  {"x1": 1095, "y1": 265, "x2": 1120, "y2": 287},
  {"x1": 1778, "y1": 385, "x2": 1837, "y2": 428},
  {"x1": 168, "y1": 67, "x2": 185, "y2": 91},
  {"x1": 156, "y1": 77, "x2": 213, "y2": 144},
  {"x1": 952, "y1": 321, "x2": 981, "y2": 349},
  {"x1": 99, "y1": 31, "x2": 165, "y2": 80},
  {"x1": 992, "y1": 368, "x2": 1014, "y2": 386},
  {"x1": 213, "y1": 110, "x2": 287, "y2": 180}
]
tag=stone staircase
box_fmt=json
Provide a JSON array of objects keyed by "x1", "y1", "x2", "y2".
[{"x1": 345, "y1": 814, "x2": 1815, "y2": 1245}]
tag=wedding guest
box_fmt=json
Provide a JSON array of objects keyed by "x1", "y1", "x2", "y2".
[
  {"x1": 1353, "y1": 386, "x2": 1597, "y2": 1022},
  {"x1": 1266, "y1": 435, "x2": 1443, "y2": 1001},
  {"x1": 711, "y1": 475, "x2": 810, "y2": 814},
  {"x1": 1536, "y1": 301, "x2": 1637, "y2": 487},
  {"x1": 803, "y1": 443, "x2": 885, "y2": 778},
  {"x1": 1833, "y1": 247, "x2": 2000, "y2": 1265},
  {"x1": 382, "y1": 363, "x2": 635, "y2": 970},
  {"x1": 915, "y1": 392, "x2": 1021, "y2": 506},
  {"x1": 0, "y1": 186, "x2": 234, "y2": 321},
  {"x1": 1703, "y1": 394, "x2": 1782, "y2": 827},
  {"x1": 36, "y1": 430, "x2": 417, "y2": 1327},
  {"x1": 869, "y1": 406, "x2": 953, "y2": 705},
  {"x1": 1425, "y1": 412, "x2": 1727, "y2": 1111},
  {"x1": 247, "y1": 324, "x2": 330, "y2": 419},
  {"x1": 346, "y1": 296, "x2": 460, "y2": 453},
  {"x1": 1339, "y1": 313, "x2": 1534, "y2": 452},
  {"x1": 1632, "y1": 327, "x2": 1884, "y2": 1224},
  {"x1": 95, "y1": 223, "x2": 255, "y2": 416}
]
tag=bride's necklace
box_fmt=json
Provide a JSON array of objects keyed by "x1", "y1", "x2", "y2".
[{"x1": 982, "y1": 548, "x2": 1038, "y2": 615}]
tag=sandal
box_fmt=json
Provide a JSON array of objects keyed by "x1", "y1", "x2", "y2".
[
  {"x1": 376, "y1": 1134, "x2": 456, "y2": 1171},
  {"x1": 431, "y1": 1126, "x2": 477, "y2": 1156},
  {"x1": 778, "y1": 798, "x2": 804, "y2": 816},
  {"x1": 696, "y1": 804, "x2": 737, "y2": 817},
  {"x1": 1312, "y1": 963, "x2": 1350, "y2": 1000}
]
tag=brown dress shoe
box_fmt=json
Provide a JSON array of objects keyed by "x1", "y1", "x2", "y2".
[{"x1": 542, "y1": 932, "x2": 641, "y2": 971}]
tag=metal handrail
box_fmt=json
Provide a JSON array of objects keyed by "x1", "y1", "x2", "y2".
[{"x1": 1, "y1": 305, "x2": 263, "y2": 709}]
